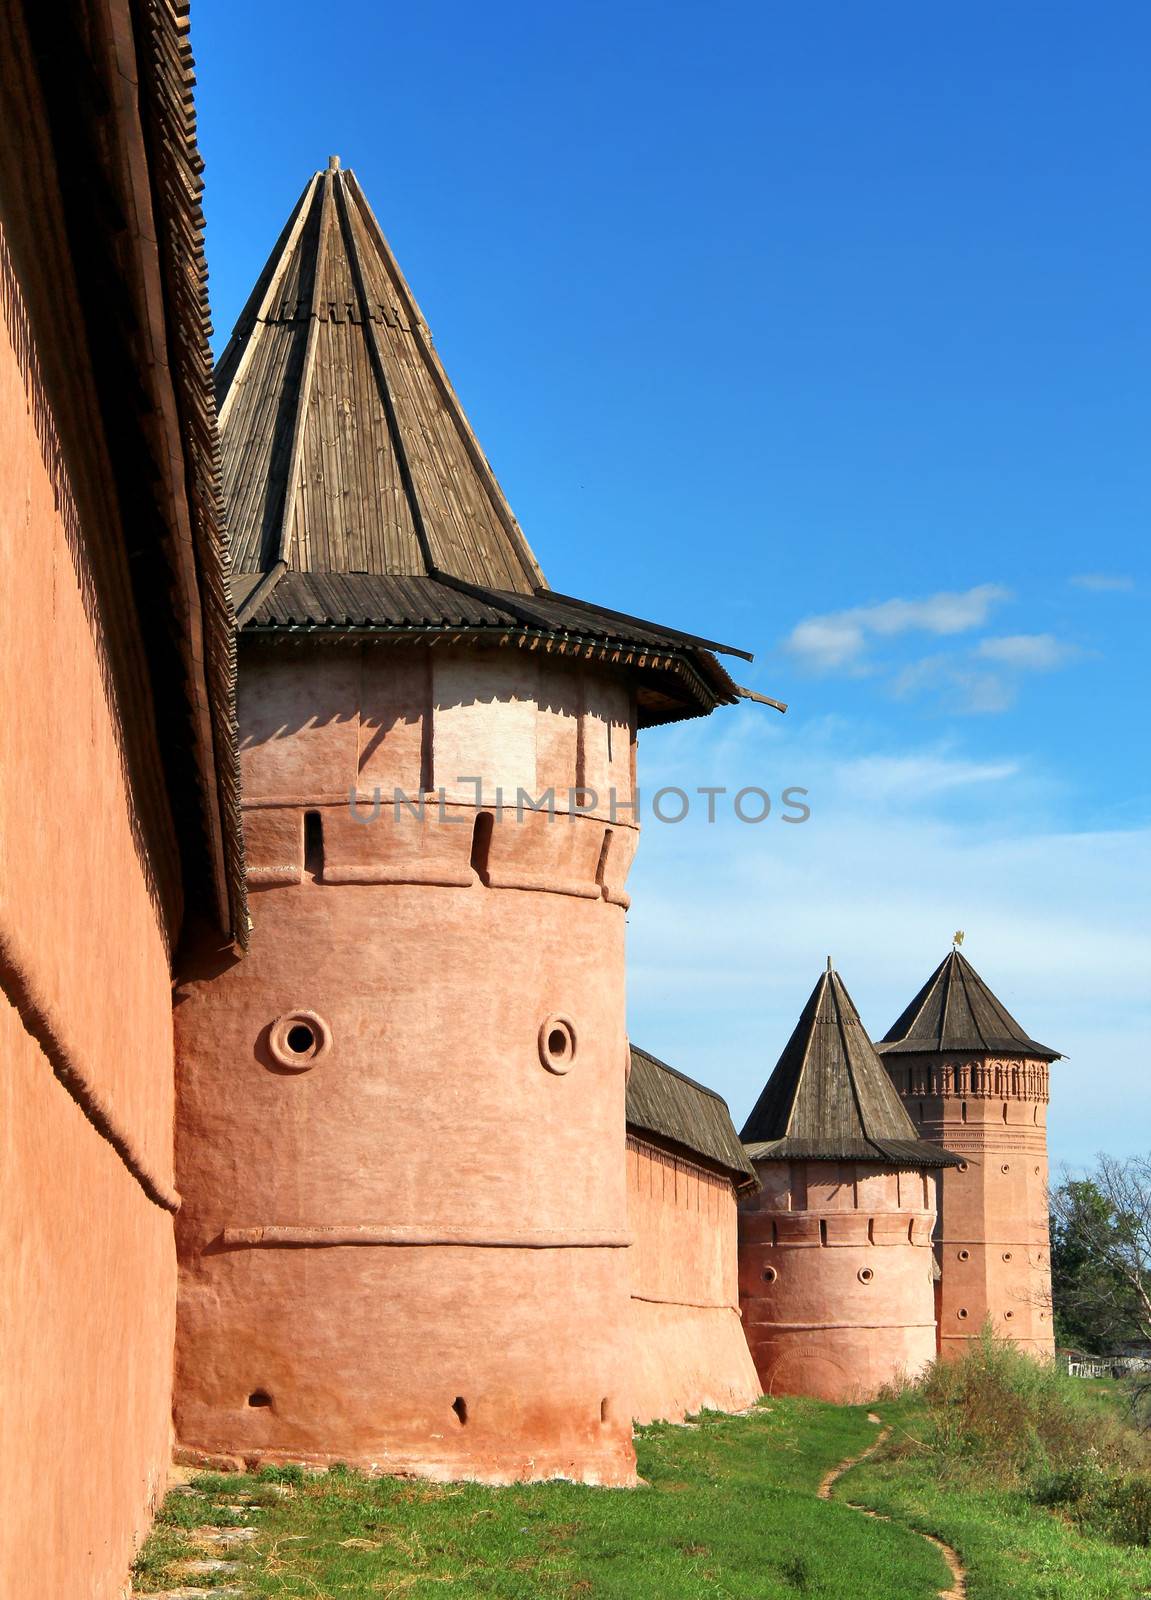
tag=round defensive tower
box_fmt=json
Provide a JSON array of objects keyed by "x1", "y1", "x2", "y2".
[
  {"x1": 877, "y1": 948, "x2": 1061, "y2": 1359},
  {"x1": 173, "y1": 161, "x2": 758, "y2": 1483},
  {"x1": 737, "y1": 963, "x2": 959, "y2": 1402}
]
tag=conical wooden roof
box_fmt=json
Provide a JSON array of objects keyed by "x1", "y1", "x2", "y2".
[
  {"x1": 217, "y1": 159, "x2": 544, "y2": 592},
  {"x1": 741, "y1": 964, "x2": 959, "y2": 1168},
  {"x1": 877, "y1": 950, "x2": 1060, "y2": 1061},
  {"x1": 216, "y1": 160, "x2": 784, "y2": 729}
]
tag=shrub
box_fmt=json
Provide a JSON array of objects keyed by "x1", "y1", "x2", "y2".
[{"x1": 891, "y1": 1327, "x2": 1151, "y2": 1547}]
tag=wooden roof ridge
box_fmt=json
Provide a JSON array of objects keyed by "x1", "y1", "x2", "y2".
[
  {"x1": 741, "y1": 965, "x2": 961, "y2": 1169},
  {"x1": 217, "y1": 158, "x2": 545, "y2": 594},
  {"x1": 877, "y1": 949, "x2": 1061, "y2": 1061},
  {"x1": 627, "y1": 1044, "x2": 758, "y2": 1191}
]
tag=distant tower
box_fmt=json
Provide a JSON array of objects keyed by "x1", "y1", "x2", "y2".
[
  {"x1": 877, "y1": 950, "x2": 1061, "y2": 1359},
  {"x1": 173, "y1": 162, "x2": 758, "y2": 1483},
  {"x1": 738, "y1": 964, "x2": 958, "y2": 1402}
]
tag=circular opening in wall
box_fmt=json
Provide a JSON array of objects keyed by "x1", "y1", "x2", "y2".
[
  {"x1": 958, "y1": 1249, "x2": 971, "y2": 1261},
  {"x1": 268, "y1": 1011, "x2": 330, "y2": 1071},
  {"x1": 957, "y1": 1308, "x2": 969, "y2": 1320},
  {"x1": 1002, "y1": 1251, "x2": 1013, "y2": 1262},
  {"x1": 1001, "y1": 1163, "x2": 1011, "y2": 1174},
  {"x1": 539, "y1": 1015, "x2": 577, "y2": 1075},
  {"x1": 958, "y1": 1162, "x2": 969, "y2": 1172},
  {"x1": 858, "y1": 1267, "x2": 875, "y2": 1284},
  {"x1": 1004, "y1": 1310, "x2": 1015, "y2": 1320},
  {"x1": 762, "y1": 1265, "x2": 778, "y2": 1284},
  {"x1": 248, "y1": 1390, "x2": 272, "y2": 1408}
]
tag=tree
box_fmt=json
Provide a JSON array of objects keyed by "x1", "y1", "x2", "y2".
[{"x1": 1050, "y1": 1155, "x2": 1151, "y2": 1355}]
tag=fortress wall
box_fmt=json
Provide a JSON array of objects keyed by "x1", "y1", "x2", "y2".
[
  {"x1": 739, "y1": 1161, "x2": 939, "y2": 1402},
  {"x1": 175, "y1": 642, "x2": 641, "y2": 1483},
  {"x1": 626, "y1": 1136, "x2": 761, "y2": 1423},
  {"x1": 0, "y1": 244, "x2": 177, "y2": 1599}
]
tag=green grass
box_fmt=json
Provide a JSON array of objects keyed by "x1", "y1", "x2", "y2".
[
  {"x1": 841, "y1": 1400, "x2": 1151, "y2": 1600},
  {"x1": 134, "y1": 1366, "x2": 1151, "y2": 1599},
  {"x1": 134, "y1": 1402, "x2": 947, "y2": 1599}
]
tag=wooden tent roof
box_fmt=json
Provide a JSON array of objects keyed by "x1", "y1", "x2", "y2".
[
  {"x1": 877, "y1": 950, "x2": 1060, "y2": 1061},
  {"x1": 741, "y1": 964, "x2": 959, "y2": 1168},
  {"x1": 218, "y1": 161, "x2": 782, "y2": 727},
  {"x1": 627, "y1": 1045, "x2": 758, "y2": 1191}
]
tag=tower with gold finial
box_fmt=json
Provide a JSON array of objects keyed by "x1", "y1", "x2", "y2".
[{"x1": 877, "y1": 950, "x2": 1061, "y2": 1358}]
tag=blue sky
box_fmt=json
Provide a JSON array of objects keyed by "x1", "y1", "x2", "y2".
[{"x1": 194, "y1": 2, "x2": 1149, "y2": 1169}]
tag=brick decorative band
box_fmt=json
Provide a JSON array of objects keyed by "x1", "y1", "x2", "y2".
[{"x1": 221, "y1": 1224, "x2": 632, "y2": 1249}]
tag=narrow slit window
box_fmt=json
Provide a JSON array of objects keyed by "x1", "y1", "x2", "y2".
[
  {"x1": 304, "y1": 810, "x2": 324, "y2": 880},
  {"x1": 470, "y1": 812, "x2": 494, "y2": 883}
]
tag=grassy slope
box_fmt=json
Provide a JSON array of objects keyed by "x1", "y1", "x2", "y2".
[
  {"x1": 838, "y1": 1393, "x2": 1151, "y2": 1600},
  {"x1": 135, "y1": 1392, "x2": 1151, "y2": 1599},
  {"x1": 135, "y1": 1402, "x2": 946, "y2": 1600}
]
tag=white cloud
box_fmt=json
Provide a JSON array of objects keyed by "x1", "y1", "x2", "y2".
[
  {"x1": 976, "y1": 633, "x2": 1079, "y2": 671},
  {"x1": 624, "y1": 710, "x2": 1150, "y2": 1172},
  {"x1": 837, "y1": 752, "x2": 1019, "y2": 803},
  {"x1": 1070, "y1": 574, "x2": 1135, "y2": 593},
  {"x1": 783, "y1": 583, "x2": 1010, "y2": 673},
  {"x1": 892, "y1": 653, "x2": 1016, "y2": 714}
]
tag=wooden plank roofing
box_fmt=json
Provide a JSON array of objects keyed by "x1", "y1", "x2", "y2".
[
  {"x1": 741, "y1": 964, "x2": 960, "y2": 1169},
  {"x1": 218, "y1": 159, "x2": 546, "y2": 591},
  {"x1": 877, "y1": 949, "x2": 1061, "y2": 1061},
  {"x1": 627, "y1": 1045, "x2": 758, "y2": 1191},
  {"x1": 0, "y1": 0, "x2": 246, "y2": 943},
  {"x1": 217, "y1": 160, "x2": 783, "y2": 727}
]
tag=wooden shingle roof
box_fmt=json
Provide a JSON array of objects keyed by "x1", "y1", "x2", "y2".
[
  {"x1": 741, "y1": 964, "x2": 959, "y2": 1169},
  {"x1": 217, "y1": 161, "x2": 784, "y2": 727},
  {"x1": 218, "y1": 160, "x2": 544, "y2": 594},
  {"x1": 877, "y1": 950, "x2": 1060, "y2": 1061},
  {"x1": 627, "y1": 1045, "x2": 758, "y2": 1191}
]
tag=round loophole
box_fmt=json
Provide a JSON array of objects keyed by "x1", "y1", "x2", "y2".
[
  {"x1": 957, "y1": 1249, "x2": 971, "y2": 1262},
  {"x1": 957, "y1": 1161, "x2": 969, "y2": 1172},
  {"x1": 1001, "y1": 1163, "x2": 1011, "y2": 1174},
  {"x1": 539, "y1": 1015, "x2": 577, "y2": 1075},
  {"x1": 269, "y1": 1011, "x2": 330, "y2": 1071},
  {"x1": 1002, "y1": 1251, "x2": 1013, "y2": 1262},
  {"x1": 858, "y1": 1267, "x2": 875, "y2": 1285},
  {"x1": 762, "y1": 1264, "x2": 778, "y2": 1285},
  {"x1": 1004, "y1": 1310, "x2": 1015, "y2": 1320},
  {"x1": 957, "y1": 1308, "x2": 969, "y2": 1320}
]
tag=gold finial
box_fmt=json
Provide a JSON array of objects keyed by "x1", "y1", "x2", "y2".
[{"x1": 953, "y1": 930, "x2": 965, "y2": 948}]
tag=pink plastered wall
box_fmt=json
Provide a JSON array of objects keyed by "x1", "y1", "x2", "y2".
[
  {"x1": 0, "y1": 228, "x2": 177, "y2": 1600},
  {"x1": 887, "y1": 1055, "x2": 1054, "y2": 1357},
  {"x1": 174, "y1": 640, "x2": 641, "y2": 1483},
  {"x1": 739, "y1": 1161, "x2": 939, "y2": 1402},
  {"x1": 626, "y1": 1137, "x2": 760, "y2": 1423}
]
